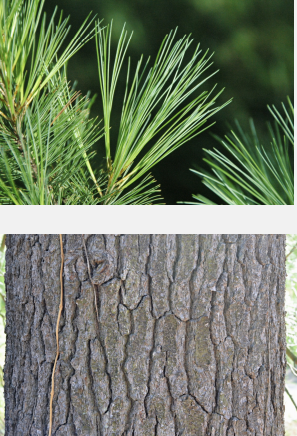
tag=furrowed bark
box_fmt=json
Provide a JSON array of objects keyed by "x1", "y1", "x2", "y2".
[{"x1": 4, "y1": 234, "x2": 286, "y2": 435}]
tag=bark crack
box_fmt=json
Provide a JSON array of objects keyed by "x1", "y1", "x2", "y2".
[
  {"x1": 143, "y1": 309, "x2": 156, "y2": 418},
  {"x1": 87, "y1": 339, "x2": 102, "y2": 422},
  {"x1": 169, "y1": 234, "x2": 179, "y2": 314},
  {"x1": 164, "y1": 351, "x2": 175, "y2": 421},
  {"x1": 188, "y1": 393, "x2": 209, "y2": 414}
]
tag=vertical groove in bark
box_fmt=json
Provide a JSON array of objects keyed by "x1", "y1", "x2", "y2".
[{"x1": 4, "y1": 235, "x2": 286, "y2": 436}]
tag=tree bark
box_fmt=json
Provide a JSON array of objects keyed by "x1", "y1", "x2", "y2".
[{"x1": 4, "y1": 234, "x2": 286, "y2": 436}]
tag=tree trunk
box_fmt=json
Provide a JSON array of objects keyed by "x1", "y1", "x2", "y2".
[{"x1": 4, "y1": 234, "x2": 286, "y2": 436}]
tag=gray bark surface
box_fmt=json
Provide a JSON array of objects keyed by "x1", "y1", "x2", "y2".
[{"x1": 4, "y1": 234, "x2": 286, "y2": 436}]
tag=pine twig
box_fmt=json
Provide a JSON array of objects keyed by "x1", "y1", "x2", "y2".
[
  {"x1": 0, "y1": 235, "x2": 5, "y2": 252},
  {"x1": 286, "y1": 347, "x2": 297, "y2": 367},
  {"x1": 286, "y1": 242, "x2": 297, "y2": 260},
  {"x1": 264, "y1": 292, "x2": 271, "y2": 436},
  {"x1": 48, "y1": 234, "x2": 64, "y2": 436},
  {"x1": 285, "y1": 386, "x2": 297, "y2": 412}
]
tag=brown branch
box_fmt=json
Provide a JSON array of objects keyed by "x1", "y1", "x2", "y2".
[
  {"x1": 48, "y1": 234, "x2": 64, "y2": 436},
  {"x1": 264, "y1": 292, "x2": 271, "y2": 436},
  {"x1": 287, "y1": 347, "x2": 297, "y2": 366},
  {"x1": 50, "y1": 91, "x2": 81, "y2": 126},
  {"x1": 286, "y1": 242, "x2": 297, "y2": 260},
  {"x1": 285, "y1": 386, "x2": 297, "y2": 412},
  {"x1": 0, "y1": 235, "x2": 5, "y2": 253}
]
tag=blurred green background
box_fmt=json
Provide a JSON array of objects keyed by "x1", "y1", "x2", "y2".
[{"x1": 46, "y1": 0, "x2": 293, "y2": 203}]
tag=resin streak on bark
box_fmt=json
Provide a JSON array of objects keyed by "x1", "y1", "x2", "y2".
[{"x1": 4, "y1": 235, "x2": 286, "y2": 435}]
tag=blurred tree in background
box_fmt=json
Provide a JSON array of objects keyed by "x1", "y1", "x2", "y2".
[{"x1": 44, "y1": 0, "x2": 293, "y2": 204}]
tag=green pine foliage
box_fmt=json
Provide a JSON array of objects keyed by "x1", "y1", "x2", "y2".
[
  {"x1": 0, "y1": 0, "x2": 230, "y2": 204},
  {"x1": 0, "y1": 0, "x2": 101, "y2": 204},
  {"x1": 188, "y1": 97, "x2": 294, "y2": 205}
]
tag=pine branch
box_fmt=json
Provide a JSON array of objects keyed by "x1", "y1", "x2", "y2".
[
  {"x1": 95, "y1": 20, "x2": 231, "y2": 204},
  {"x1": 0, "y1": 0, "x2": 102, "y2": 204},
  {"x1": 186, "y1": 97, "x2": 294, "y2": 205},
  {"x1": 1, "y1": 1, "x2": 231, "y2": 204},
  {"x1": 285, "y1": 386, "x2": 297, "y2": 413}
]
